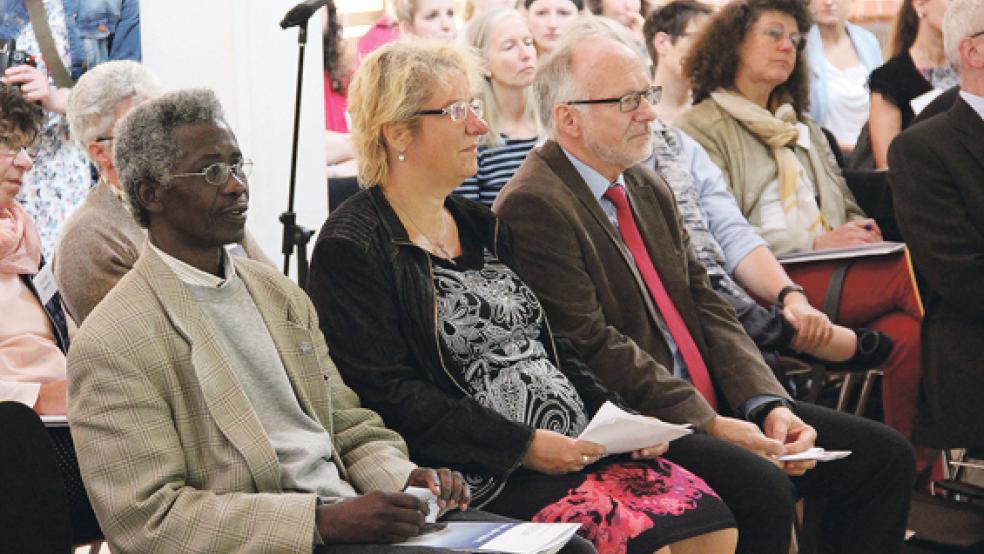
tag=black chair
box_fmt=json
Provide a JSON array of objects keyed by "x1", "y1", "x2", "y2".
[
  {"x1": 328, "y1": 176, "x2": 361, "y2": 214},
  {"x1": 0, "y1": 401, "x2": 73, "y2": 553}
]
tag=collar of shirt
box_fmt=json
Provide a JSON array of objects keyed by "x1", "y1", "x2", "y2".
[
  {"x1": 560, "y1": 146, "x2": 626, "y2": 202},
  {"x1": 959, "y1": 89, "x2": 984, "y2": 124},
  {"x1": 148, "y1": 242, "x2": 237, "y2": 289}
]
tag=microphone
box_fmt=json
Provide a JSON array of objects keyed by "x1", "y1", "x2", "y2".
[{"x1": 279, "y1": 0, "x2": 329, "y2": 29}]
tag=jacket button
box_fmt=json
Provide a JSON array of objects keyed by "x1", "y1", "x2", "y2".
[{"x1": 298, "y1": 342, "x2": 314, "y2": 355}]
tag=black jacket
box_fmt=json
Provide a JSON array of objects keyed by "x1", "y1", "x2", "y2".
[{"x1": 307, "y1": 186, "x2": 626, "y2": 481}]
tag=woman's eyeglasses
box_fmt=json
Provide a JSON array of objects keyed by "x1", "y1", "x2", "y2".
[
  {"x1": 0, "y1": 134, "x2": 40, "y2": 158},
  {"x1": 565, "y1": 86, "x2": 663, "y2": 113},
  {"x1": 761, "y1": 26, "x2": 805, "y2": 50},
  {"x1": 414, "y1": 98, "x2": 484, "y2": 122}
]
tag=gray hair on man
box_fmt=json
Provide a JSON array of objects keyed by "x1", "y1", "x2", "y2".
[
  {"x1": 114, "y1": 88, "x2": 225, "y2": 228},
  {"x1": 533, "y1": 16, "x2": 649, "y2": 138},
  {"x1": 67, "y1": 60, "x2": 163, "y2": 148},
  {"x1": 943, "y1": 0, "x2": 984, "y2": 71}
]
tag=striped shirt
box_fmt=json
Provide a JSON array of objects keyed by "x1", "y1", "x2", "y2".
[{"x1": 454, "y1": 135, "x2": 539, "y2": 207}]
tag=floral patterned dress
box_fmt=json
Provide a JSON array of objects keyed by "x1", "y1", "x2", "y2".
[
  {"x1": 15, "y1": 0, "x2": 94, "y2": 258},
  {"x1": 432, "y1": 245, "x2": 735, "y2": 554}
]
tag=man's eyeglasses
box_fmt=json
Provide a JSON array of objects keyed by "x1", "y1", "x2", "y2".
[
  {"x1": 414, "y1": 98, "x2": 484, "y2": 122},
  {"x1": 170, "y1": 159, "x2": 254, "y2": 187},
  {"x1": 761, "y1": 26, "x2": 805, "y2": 50},
  {"x1": 970, "y1": 29, "x2": 984, "y2": 39},
  {"x1": 565, "y1": 86, "x2": 663, "y2": 113}
]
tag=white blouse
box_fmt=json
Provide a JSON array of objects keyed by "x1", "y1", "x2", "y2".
[{"x1": 821, "y1": 59, "x2": 871, "y2": 148}]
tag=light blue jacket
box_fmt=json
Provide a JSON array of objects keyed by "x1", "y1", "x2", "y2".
[
  {"x1": 0, "y1": 0, "x2": 141, "y2": 80},
  {"x1": 806, "y1": 23, "x2": 882, "y2": 124}
]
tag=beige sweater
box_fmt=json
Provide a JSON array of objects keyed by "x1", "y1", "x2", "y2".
[
  {"x1": 53, "y1": 181, "x2": 275, "y2": 322},
  {"x1": 677, "y1": 99, "x2": 865, "y2": 256}
]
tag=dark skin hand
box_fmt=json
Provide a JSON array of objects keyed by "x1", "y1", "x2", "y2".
[{"x1": 316, "y1": 467, "x2": 470, "y2": 544}]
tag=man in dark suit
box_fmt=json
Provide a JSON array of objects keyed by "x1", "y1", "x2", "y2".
[
  {"x1": 888, "y1": 0, "x2": 984, "y2": 450},
  {"x1": 494, "y1": 20, "x2": 915, "y2": 554}
]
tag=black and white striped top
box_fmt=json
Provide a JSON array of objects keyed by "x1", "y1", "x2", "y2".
[{"x1": 454, "y1": 135, "x2": 539, "y2": 207}]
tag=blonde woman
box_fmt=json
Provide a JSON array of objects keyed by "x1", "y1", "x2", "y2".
[
  {"x1": 454, "y1": 8, "x2": 540, "y2": 206},
  {"x1": 396, "y1": 0, "x2": 459, "y2": 39}
]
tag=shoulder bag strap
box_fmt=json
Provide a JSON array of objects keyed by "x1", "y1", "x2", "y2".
[{"x1": 24, "y1": 0, "x2": 74, "y2": 89}]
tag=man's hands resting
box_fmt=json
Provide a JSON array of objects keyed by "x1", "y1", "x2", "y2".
[
  {"x1": 316, "y1": 467, "x2": 470, "y2": 544},
  {"x1": 708, "y1": 408, "x2": 817, "y2": 476}
]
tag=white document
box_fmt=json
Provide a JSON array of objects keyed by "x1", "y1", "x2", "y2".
[
  {"x1": 397, "y1": 522, "x2": 581, "y2": 554},
  {"x1": 774, "y1": 447, "x2": 851, "y2": 462},
  {"x1": 40, "y1": 415, "x2": 68, "y2": 428},
  {"x1": 910, "y1": 88, "x2": 944, "y2": 116},
  {"x1": 578, "y1": 401, "x2": 692, "y2": 455},
  {"x1": 777, "y1": 241, "x2": 905, "y2": 265},
  {"x1": 33, "y1": 262, "x2": 59, "y2": 306}
]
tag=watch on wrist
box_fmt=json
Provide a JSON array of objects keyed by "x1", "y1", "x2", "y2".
[
  {"x1": 750, "y1": 399, "x2": 792, "y2": 428},
  {"x1": 776, "y1": 284, "x2": 805, "y2": 307}
]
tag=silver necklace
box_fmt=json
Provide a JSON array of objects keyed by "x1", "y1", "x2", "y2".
[{"x1": 391, "y1": 202, "x2": 455, "y2": 260}]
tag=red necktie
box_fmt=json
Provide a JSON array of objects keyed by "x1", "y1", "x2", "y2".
[{"x1": 604, "y1": 184, "x2": 718, "y2": 409}]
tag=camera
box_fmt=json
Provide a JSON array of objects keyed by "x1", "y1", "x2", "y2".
[{"x1": 0, "y1": 38, "x2": 36, "y2": 75}]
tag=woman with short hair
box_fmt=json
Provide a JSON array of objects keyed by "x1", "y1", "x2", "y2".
[
  {"x1": 307, "y1": 39, "x2": 738, "y2": 554},
  {"x1": 396, "y1": 0, "x2": 459, "y2": 40},
  {"x1": 526, "y1": 0, "x2": 583, "y2": 54}
]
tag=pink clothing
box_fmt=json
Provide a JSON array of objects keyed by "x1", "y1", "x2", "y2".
[
  {"x1": 324, "y1": 70, "x2": 350, "y2": 133},
  {"x1": 357, "y1": 15, "x2": 400, "y2": 60},
  {"x1": 0, "y1": 272, "x2": 66, "y2": 407}
]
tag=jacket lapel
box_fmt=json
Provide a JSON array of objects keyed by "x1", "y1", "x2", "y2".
[
  {"x1": 539, "y1": 141, "x2": 664, "y2": 327},
  {"x1": 135, "y1": 246, "x2": 282, "y2": 492},
  {"x1": 948, "y1": 97, "x2": 984, "y2": 170}
]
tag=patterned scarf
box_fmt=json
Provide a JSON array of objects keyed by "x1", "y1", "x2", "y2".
[
  {"x1": 710, "y1": 89, "x2": 831, "y2": 240},
  {"x1": 0, "y1": 202, "x2": 42, "y2": 275}
]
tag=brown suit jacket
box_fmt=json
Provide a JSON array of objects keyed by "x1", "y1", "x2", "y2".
[
  {"x1": 888, "y1": 96, "x2": 984, "y2": 448},
  {"x1": 494, "y1": 140, "x2": 789, "y2": 430}
]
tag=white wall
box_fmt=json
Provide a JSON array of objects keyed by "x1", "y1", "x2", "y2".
[{"x1": 141, "y1": 0, "x2": 328, "y2": 279}]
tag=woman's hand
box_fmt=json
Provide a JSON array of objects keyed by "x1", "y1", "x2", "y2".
[
  {"x1": 813, "y1": 219, "x2": 881, "y2": 250},
  {"x1": 1, "y1": 65, "x2": 69, "y2": 114},
  {"x1": 629, "y1": 442, "x2": 669, "y2": 460},
  {"x1": 521, "y1": 429, "x2": 606, "y2": 474}
]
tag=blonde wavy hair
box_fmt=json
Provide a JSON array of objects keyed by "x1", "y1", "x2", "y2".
[{"x1": 348, "y1": 39, "x2": 482, "y2": 187}]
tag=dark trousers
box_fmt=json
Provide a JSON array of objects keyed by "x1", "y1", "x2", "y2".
[{"x1": 662, "y1": 402, "x2": 915, "y2": 554}]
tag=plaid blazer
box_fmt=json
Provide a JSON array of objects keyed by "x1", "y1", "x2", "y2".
[{"x1": 67, "y1": 245, "x2": 416, "y2": 553}]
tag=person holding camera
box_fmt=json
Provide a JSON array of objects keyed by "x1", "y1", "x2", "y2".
[{"x1": 0, "y1": 0, "x2": 141, "y2": 257}]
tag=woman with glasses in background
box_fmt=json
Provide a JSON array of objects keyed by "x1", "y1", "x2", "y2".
[
  {"x1": 307, "y1": 39, "x2": 738, "y2": 554},
  {"x1": 454, "y1": 8, "x2": 540, "y2": 207},
  {"x1": 677, "y1": 0, "x2": 925, "y2": 452}
]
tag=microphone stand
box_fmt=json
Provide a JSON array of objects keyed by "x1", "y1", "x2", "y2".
[{"x1": 279, "y1": 18, "x2": 317, "y2": 288}]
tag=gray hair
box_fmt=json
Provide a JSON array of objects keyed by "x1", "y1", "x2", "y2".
[
  {"x1": 67, "y1": 61, "x2": 163, "y2": 149},
  {"x1": 114, "y1": 88, "x2": 225, "y2": 227},
  {"x1": 533, "y1": 16, "x2": 647, "y2": 138},
  {"x1": 943, "y1": 0, "x2": 984, "y2": 71}
]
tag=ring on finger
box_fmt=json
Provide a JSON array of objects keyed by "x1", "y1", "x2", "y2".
[{"x1": 581, "y1": 454, "x2": 590, "y2": 465}]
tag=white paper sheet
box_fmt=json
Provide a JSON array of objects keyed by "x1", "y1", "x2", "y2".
[{"x1": 578, "y1": 401, "x2": 692, "y2": 455}]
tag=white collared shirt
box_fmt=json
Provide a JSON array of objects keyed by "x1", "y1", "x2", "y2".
[{"x1": 959, "y1": 89, "x2": 984, "y2": 124}]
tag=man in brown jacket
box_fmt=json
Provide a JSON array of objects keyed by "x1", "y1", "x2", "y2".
[{"x1": 494, "y1": 22, "x2": 915, "y2": 554}]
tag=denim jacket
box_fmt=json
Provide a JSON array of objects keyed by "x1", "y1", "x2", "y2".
[{"x1": 0, "y1": 0, "x2": 141, "y2": 80}]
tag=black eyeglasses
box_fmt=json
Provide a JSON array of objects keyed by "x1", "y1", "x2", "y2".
[
  {"x1": 169, "y1": 159, "x2": 254, "y2": 187},
  {"x1": 0, "y1": 133, "x2": 40, "y2": 158},
  {"x1": 971, "y1": 29, "x2": 984, "y2": 39},
  {"x1": 565, "y1": 86, "x2": 662, "y2": 113},
  {"x1": 95, "y1": 136, "x2": 114, "y2": 143},
  {"x1": 414, "y1": 98, "x2": 484, "y2": 122}
]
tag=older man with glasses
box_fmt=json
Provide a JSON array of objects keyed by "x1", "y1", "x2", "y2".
[
  {"x1": 66, "y1": 88, "x2": 476, "y2": 553},
  {"x1": 494, "y1": 20, "x2": 915, "y2": 554},
  {"x1": 55, "y1": 61, "x2": 272, "y2": 324}
]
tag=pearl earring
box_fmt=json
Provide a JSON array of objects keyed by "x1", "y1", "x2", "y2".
[{"x1": 398, "y1": 152, "x2": 406, "y2": 162}]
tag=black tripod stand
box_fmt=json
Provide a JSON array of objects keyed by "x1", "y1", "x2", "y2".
[{"x1": 278, "y1": 1, "x2": 325, "y2": 288}]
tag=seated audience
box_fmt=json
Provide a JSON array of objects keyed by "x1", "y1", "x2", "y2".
[
  {"x1": 0, "y1": 82, "x2": 99, "y2": 544},
  {"x1": 676, "y1": 0, "x2": 924, "y2": 442},
  {"x1": 868, "y1": 0, "x2": 958, "y2": 168},
  {"x1": 888, "y1": 0, "x2": 984, "y2": 450},
  {"x1": 57, "y1": 61, "x2": 273, "y2": 324},
  {"x1": 494, "y1": 20, "x2": 915, "y2": 554},
  {"x1": 307, "y1": 39, "x2": 738, "y2": 554},
  {"x1": 397, "y1": 0, "x2": 458, "y2": 40},
  {"x1": 454, "y1": 8, "x2": 541, "y2": 206},
  {"x1": 67, "y1": 88, "x2": 480, "y2": 553},
  {"x1": 644, "y1": 0, "x2": 713, "y2": 124},
  {"x1": 806, "y1": 0, "x2": 883, "y2": 155},
  {"x1": 526, "y1": 0, "x2": 583, "y2": 55}
]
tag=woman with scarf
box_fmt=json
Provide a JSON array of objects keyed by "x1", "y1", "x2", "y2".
[{"x1": 675, "y1": 0, "x2": 926, "y2": 454}]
